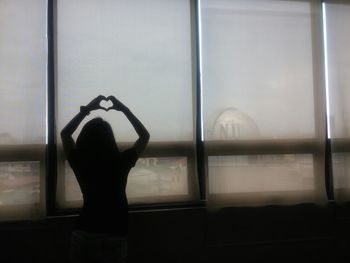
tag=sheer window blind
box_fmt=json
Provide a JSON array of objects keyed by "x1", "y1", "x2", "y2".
[
  {"x1": 0, "y1": 0, "x2": 47, "y2": 219},
  {"x1": 1, "y1": 0, "x2": 341, "y2": 216},
  {"x1": 56, "y1": 0, "x2": 199, "y2": 207},
  {"x1": 201, "y1": 0, "x2": 327, "y2": 206},
  {"x1": 324, "y1": 1, "x2": 350, "y2": 200}
]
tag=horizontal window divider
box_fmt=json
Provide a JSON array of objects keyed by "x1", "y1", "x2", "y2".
[
  {"x1": 206, "y1": 6, "x2": 312, "y2": 18},
  {"x1": 330, "y1": 138, "x2": 350, "y2": 153},
  {"x1": 56, "y1": 141, "x2": 195, "y2": 158},
  {"x1": 204, "y1": 139, "x2": 324, "y2": 156},
  {"x1": 0, "y1": 203, "x2": 44, "y2": 221},
  {"x1": 1, "y1": 139, "x2": 328, "y2": 160},
  {"x1": 323, "y1": 0, "x2": 348, "y2": 5},
  {"x1": 209, "y1": 190, "x2": 324, "y2": 205},
  {"x1": 128, "y1": 200, "x2": 206, "y2": 212},
  {"x1": 57, "y1": 194, "x2": 200, "y2": 210},
  {"x1": 209, "y1": 189, "x2": 318, "y2": 198},
  {"x1": 0, "y1": 145, "x2": 45, "y2": 162},
  {"x1": 1, "y1": 139, "x2": 326, "y2": 161},
  {"x1": 128, "y1": 194, "x2": 198, "y2": 205},
  {"x1": 120, "y1": 141, "x2": 195, "y2": 157},
  {"x1": 54, "y1": 200, "x2": 206, "y2": 216}
]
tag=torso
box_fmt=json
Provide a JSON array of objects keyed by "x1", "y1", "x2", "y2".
[{"x1": 68, "y1": 148, "x2": 138, "y2": 236}]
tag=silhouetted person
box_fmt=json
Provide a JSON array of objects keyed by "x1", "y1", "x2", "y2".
[{"x1": 61, "y1": 95, "x2": 150, "y2": 263}]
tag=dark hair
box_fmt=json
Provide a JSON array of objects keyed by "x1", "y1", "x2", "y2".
[{"x1": 76, "y1": 118, "x2": 119, "y2": 158}]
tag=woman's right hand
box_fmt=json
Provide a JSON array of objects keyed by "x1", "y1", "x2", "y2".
[
  {"x1": 85, "y1": 95, "x2": 106, "y2": 112},
  {"x1": 107, "y1": 96, "x2": 128, "y2": 112}
]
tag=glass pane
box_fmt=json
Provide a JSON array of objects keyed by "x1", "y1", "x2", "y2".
[
  {"x1": 0, "y1": 162, "x2": 40, "y2": 206},
  {"x1": 63, "y1": 157, "x2": 189, "y2": 205},
  {"x1": 127, "y1": 157, "x2": 188, "y2": 199},
  {"x1": 326, "y1": 2, "x2": 350, "y2": 138},
  {"x1": 56, "y1": 0, "x2": 193, "y2": 142},
  {"x1": 0, "y1": 0, "x2": 47, "y2": 145},
  {"x1": 0, "y1": 0, "x2": 46, "y2": 219},
  {"x1": 209, "y1": 154, "x2": 314, "y2": 194},
  {"x1": 56, "y1": 0, "x2": 196, "y2": 207},
  {"x1": 332, "y1": 153, "x2": 350, "y2": 191},
  {"x1": 201, "y1": 0, "x2": 316, "y2": 140},
  {"x1": 325, "y1": 2, "x2": 350, "y2": 199}
]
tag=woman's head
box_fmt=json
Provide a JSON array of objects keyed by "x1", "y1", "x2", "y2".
[{"x1": 76, "y1": 118, "x2": 119, "y2": 157}]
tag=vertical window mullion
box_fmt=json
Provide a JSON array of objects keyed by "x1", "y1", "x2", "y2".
[
  {"x1": 321, "y1": 1, "x2": 334, "y2": 200},
  {"x1": 321, "y1": 0, "x2": 350, "y2": 200},
  {"x1": 193, "y1": 0, "x2": 206, "y2": 201},
  {"x1": 307, "y1": 0, "x2": 328, "y2": 201},
  {"x1": 46, "y1": 0, "x2": 57, "y2": 215}
]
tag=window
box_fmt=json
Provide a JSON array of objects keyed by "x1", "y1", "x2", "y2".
[
  {"x1": 55, "y1": 0, "x2": 200, "y2": 208},
  {"x1": 0, "y1": 0, "x2": 47, "y2": 220},
  {"x1": 324, "y1": 1, "x2": 350, "y2": 200},
  {"x1": 201, "y1": 0, "x2": 327, "y2": 206},
  {"x1": 1, "y1": 0, "x2": 349, "y2": 220}
]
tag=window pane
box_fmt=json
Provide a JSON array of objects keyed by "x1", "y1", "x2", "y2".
[
  {"x1": 0, "y1": 0, "x2": 47, "y2": 145},
  {"x1": 326, "y1": 2, "x2": 350, "y2": 138},
  {"x1": 208, "y1": 154, "x2": 318, "y2": 205},
  {"x1": 332, "y1": 153, "x2": 350, "y2": 190},
  {"x1": 201, "y1": 0, "x2": 316, "y2": 140},
  {"x1": 209, "y1": 154, "x2": 314, "y2": 193},
  {"x1": 325, "y1": 2, "x2": 350, "y2": 199},
  {"x1": 127, "y1": 157, "x2": 189, "y2": 201},
  {"x1": 56, "y1": 0, "x2": 193, "y2": 142},
  {"x1": 0, "y1": 0, "x2": 46, "y2": 219},
  {"x1": 0, "y1": 162, "x2": 40, "y2": 206},
  {"x1": 56, "y1": 0, "x2": 197, "y2": 206},
  {"x1": 201, "y1": 0, "x2": 326, "y2": 206}
]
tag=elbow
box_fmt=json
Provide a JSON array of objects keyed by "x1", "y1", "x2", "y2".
[
  {"x1": 60, "y1": 128, "x2": 69, "y2": 140},
  {"x1": 60, "y1": 130, "x2": 65, "y2": 139},
  {"x1": 141, "y1": 131, "x2": 150, "y2": 147},
  {"x1": 145, "y1": 131, "x2": 150, "y2": 143}
]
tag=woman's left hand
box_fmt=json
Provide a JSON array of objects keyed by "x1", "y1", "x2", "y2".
[{"x1": 85, "y1": 95, "x2": 106, "y2": 112}]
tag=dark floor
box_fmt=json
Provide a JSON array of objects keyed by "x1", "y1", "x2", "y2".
[{"x1": 1, "y1": 202, "x2": 350, "y2": 263}]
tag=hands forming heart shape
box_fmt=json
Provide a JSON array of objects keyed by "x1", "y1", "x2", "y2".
[
  {"x1": 85, "y1": 95, "x2": 126, "y2": 113},
  {"x1": 99, "y1": 99, "x2": 114, "y2": 111}
]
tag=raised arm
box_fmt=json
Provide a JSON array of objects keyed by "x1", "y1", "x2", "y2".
[
  {"x1": 60, "y1": 95, "x2": 106, "y2": 157},
  {"x1": 108, "y1": 96, "x2": 150, "y2": 156}
]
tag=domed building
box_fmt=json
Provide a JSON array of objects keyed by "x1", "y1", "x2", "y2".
[{"x1": 212, "y1": 108, "x2": 260, "y2": 140}]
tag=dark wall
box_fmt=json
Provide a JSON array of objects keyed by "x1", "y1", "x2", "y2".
[{"x1": 1, "y1": 203, "x2": 350, "y2": 263}]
